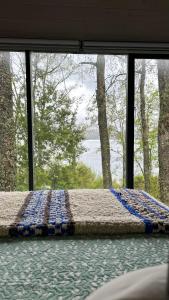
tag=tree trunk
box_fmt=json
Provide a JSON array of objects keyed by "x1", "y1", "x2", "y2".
[
  {"x1": 139, "y1": 59, "x2": 151, "y2": 192},
  {"x1": 0, "y1": 52, "x2": 16, "y2": 191},
  {"x1": 157, "y1": 60, "x2": 169, "y2": 203},
  {"x1": 122, "y1": 127, "x2": 126, "y2": 187},
  {"x1": 96, "y1": 55, "x2": 112, "y2": 188}
]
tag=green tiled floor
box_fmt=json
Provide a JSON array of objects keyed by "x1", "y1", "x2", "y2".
[{"x1": 0, "y1": 235, "x2": 168, "y2": 299}]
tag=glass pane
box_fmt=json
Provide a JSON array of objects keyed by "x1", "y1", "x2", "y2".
[
  {"x1": 134, "y1": 59, "x2": 169, "y2": 204},
  {"x1": 31, "y1": 53, "x2": 127, "y2": 190},
  {"x1": 0, "y1": 52, "x2": 28, "y2": 191}
]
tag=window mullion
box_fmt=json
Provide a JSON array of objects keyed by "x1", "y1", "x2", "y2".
[
  {"x1": 126, "y1": 54, "x2": 135, "y2": 188},
  {"x1": 25, "y1": 50, "x2": 34, "y2": 191}
]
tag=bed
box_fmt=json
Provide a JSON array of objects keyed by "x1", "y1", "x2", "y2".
[{"x1": 0, "y1": 188, "x2": 169, "y2": 299}]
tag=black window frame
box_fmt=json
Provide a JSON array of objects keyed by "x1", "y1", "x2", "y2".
[
  {"x1": 127, "y1": 53, "x2": 169, "y2": 189},
  {"x1": 1, "y1": 42, "x2": 169, "y2": 191}
]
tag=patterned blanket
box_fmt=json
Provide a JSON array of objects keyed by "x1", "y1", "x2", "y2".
[{"x1": 0, "y1": 189, "x2": 169, "y2": 237}]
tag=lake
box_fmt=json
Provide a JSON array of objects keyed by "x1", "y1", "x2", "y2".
[{"x1": 79, "y1": 140, "x2": 123, "y2": 181}]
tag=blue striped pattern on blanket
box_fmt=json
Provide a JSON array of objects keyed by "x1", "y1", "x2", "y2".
[
  {"x1": 47, "y1": 190, "x2": 74, "y2": 235},
  {"x1": 8, "y1": 189, "x2": 169, "y2": 237},
  {"x1": 19, "y1": 190, "x2": 49, "y2": 226},
  {"x1": 110, "y1": 188, "x2": 169, "y2": 233},
  {"x1": 9, "y1": 190, "x2": 74, "y2": 237}
]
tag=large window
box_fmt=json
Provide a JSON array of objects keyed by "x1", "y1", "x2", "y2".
[
  {"x1": 31, "y1": 53, "x2": 127, "y2": 190},
  {"x1": 0, "y1": 47, "x2": 169, "y2": 205},
  {"x1": 0, "y1": 52, "x2": 127, "y2": 191}
]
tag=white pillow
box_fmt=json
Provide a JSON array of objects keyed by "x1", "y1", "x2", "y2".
[{"x1": 86, "y1": 264, "x2": 168, "y2": 300}]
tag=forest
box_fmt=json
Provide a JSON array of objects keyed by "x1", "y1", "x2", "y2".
[{"x1": 0, "y1": 52, "x2": 168, "y2": 204}]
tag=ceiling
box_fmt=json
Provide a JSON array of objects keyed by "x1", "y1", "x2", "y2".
[{"x1": 0, "y1": 0, "x2": 169, "y2": 43}]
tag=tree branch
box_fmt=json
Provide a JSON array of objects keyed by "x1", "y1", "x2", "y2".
[
  {"x1": 80, "y1": 62, "x2": 97, "y2": 67},
  {"x1": 106, "y1": 73, "x2": 126, "y2": 93}
]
